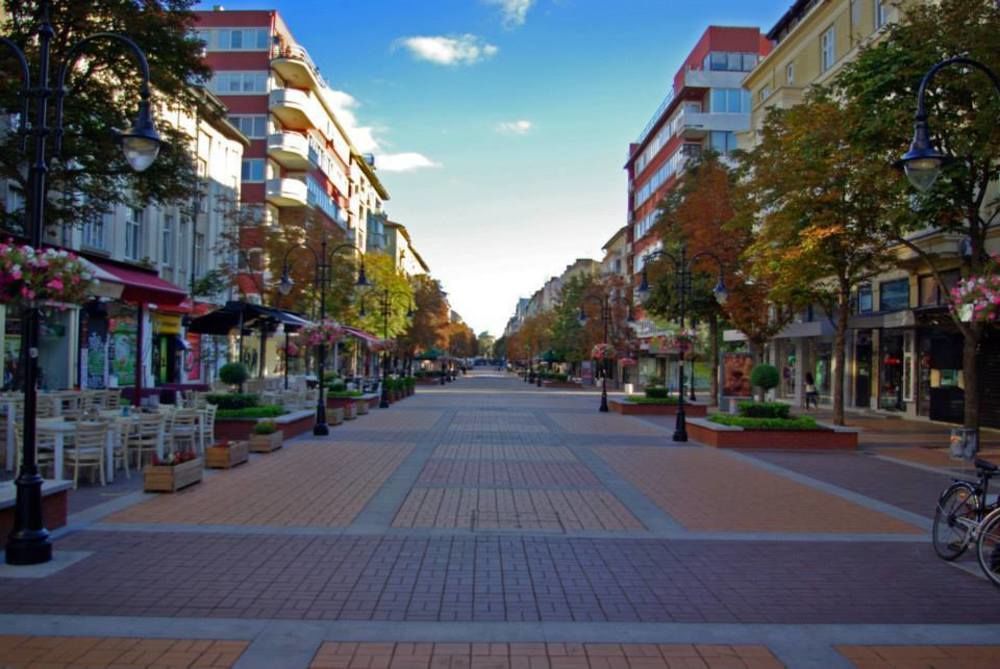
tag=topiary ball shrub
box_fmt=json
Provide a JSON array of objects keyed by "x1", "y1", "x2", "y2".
[
  {"x1": 750, "y1": 364, "x2": 780, "y2": 393},
  {"x1": 645, "y1": 386, "x2": 669, "y2": 399},
  {"x1": 329, "y1": 378, "x2": 347, "y2": 392},
  {"x1": 219, "y1": 362, "x2": 250, "y2": 386}
]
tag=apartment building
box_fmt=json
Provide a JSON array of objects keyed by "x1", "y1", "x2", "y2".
[
  {"x1": 732, "y1": 0, "x2": 997, "y2": 425},
  {"x1": 194, "y1": 8, "x2": 385, "y2": 289},
  {"x1": 384, "y1": 221, "x2": 430, "y2": 277},
  {"x1": 623, "y1": 26, "x2": 770, "y2": 387},
  {"x1": 601, "y1": 226, "x2": 629, "y2": 280}
]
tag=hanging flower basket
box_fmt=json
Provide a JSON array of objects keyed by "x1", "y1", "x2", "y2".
[
  {"x1": 669, "y1": 328, "x2": 698, "y2": 353},
  {"x1": 951, "y1": 269, "x2": 1000, "y2": 323},
  {"x1": 591, "y1": 343, "x2": 617, "y2": 360},
  {"x1": 300, "y1": 319, "x2": 344, "y2": 346},
  {"x1": 620, "y1": 357, "x2": 637, "y2": 367},
  {"x1": 277, "y1": 340, "x2": 300, "y2": 358},
  {"x1": 0, "y1": 242, "x2": 95, "y2": 309}
]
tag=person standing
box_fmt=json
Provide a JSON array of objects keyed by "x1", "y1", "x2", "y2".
[{"x1": 805, "y1": 372, "x2": 819, "y2": 409}]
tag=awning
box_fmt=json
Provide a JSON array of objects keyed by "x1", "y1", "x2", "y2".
[
  {"x1": 187, "y1": 301, "x2": 311, "y2": 335},
  {"x1": 90, "y1": 259, "x2": 187, "y2": 306},
  {"x1": 80, "y1": 258, "x2": 124, "y2": 300},
  {"x1": 343, "y1": 325, "x2": 382, "y2": 348}
]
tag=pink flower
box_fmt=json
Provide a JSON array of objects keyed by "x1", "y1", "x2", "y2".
[{"x1": 46, "y1": 278, "x2": 63, "y2": 292}]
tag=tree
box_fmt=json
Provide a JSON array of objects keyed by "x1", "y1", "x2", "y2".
[
  {"x1": 477, "y1": 331, "x2": 495, "y2": 358},
  {"x1": 741, "y1": 92, "x2": 897, "y2": 424},
  {"x1": 0, "y1": 1, "x2": 211, "y2": 234},
  {"x1": 352, "y1": 252, "x2": 413, "y2": 340},
  {"x1": 398, "y1": 275, "x2": 449, "y2": 358},
  {"x1": 834, "y1": 0, "x2": 1000, "y2": 432}
]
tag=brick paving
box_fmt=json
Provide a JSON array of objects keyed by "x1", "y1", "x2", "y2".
[
  {"x1": 310, "y1": 642, "x2": 784, "y2": 669},
  {"x1": 106, "y1": 441, "x2": 412, "y2": 527},
  {"x1": 418, "y1": 460, "x2": 601, "y2": 487},
  {"x1": 836, "y1": 645, "x2": 1000, "y2": 668},
  {"x1": 0, "y1": 635, "x2": 248, "y2": 668},
  {"x1": 596, "y1": 446, "x2": 922, "y2": 534}
]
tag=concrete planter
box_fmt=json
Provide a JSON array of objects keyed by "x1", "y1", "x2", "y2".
[
  {"x1": 687, "y1": 417, "x2": 858, "y2": 450},
  {"x1": 0, "y1": 480, "x2": 70, "y2": 542},
  {"x1": 542, "y1": 381, "x2": 583, "y2": 389},
  {"x1": 609, "y1": 400, "x2": 707, "y2": 417},
  {"x1": 215, "y1": 410, "x2": 316, "y2": 442}
]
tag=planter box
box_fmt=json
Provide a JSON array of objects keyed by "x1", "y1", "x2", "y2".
[
  {"x1": 687, "y1": 418, "x2": 858, "y2": 450},
  {"x1": 328, "y1": 407, "x2": 344, "y2": 426},
  {"x1": 249, "y1": 431, "x2": 283, "y2": 453},
  {"x1": 542, "y1": 381, "x2": 583, "y2": 389},
  {"x1": 415, "y1": 377, "x2": 440, "y2": 385},
  {"x1": 356, "y1": 400, "x2": 369, "y2": 415},
  {"x1": 204, "y1": 441, "x2": 249, "y2": 469},
  {"x1": 215, "y1": 410, "x2": 316, "y2": 442},
  {"x1": 609, "y1": 400, "x2": 707, "y2": 417},
  {"x1": 0, "y1": 480, "x2": 70, "y2": 543},
  {"x1": 144, "y1": 458, "x2": 204, "y2": 493}
]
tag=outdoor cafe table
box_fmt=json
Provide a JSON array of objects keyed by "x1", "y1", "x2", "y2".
[
  {"x1": 36, "y1": 418, "x2": 119, "y2": 484},
  {"x1": 4, "y1": 390, "x2": 83, "y2": 472}
]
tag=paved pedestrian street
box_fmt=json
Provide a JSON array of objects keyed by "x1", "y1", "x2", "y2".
[{"x1": 2, "y1": 370, "x2": 1000, "y2": 668}]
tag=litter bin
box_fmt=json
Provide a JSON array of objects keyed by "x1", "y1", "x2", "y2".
[
  {"x1": 950, "y1": 427, "x2": 979, "y2": 460},
  {"x1": 624, "y1": 383, "x2": 634, "y2": 395}
]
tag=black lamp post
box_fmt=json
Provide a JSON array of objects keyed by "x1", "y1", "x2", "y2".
[
  {"x1": 368, "y1": 288, "x2": 413, "y2": 409},
  {"x1": 278, "y1": 241, "x2": 368, "y2": 435},
  {"x1": 897, "y1": 56, "x2": 1000, "y2": 193},
  {"x1": 637, "y1": 244, "x2": 727, "y2": 442},
  {"x1": 578, "y1": 295, "x2": 613, "y2": 412},
  {"x1": 4, "y1": 4, "x2": 163, "y2": 566}
]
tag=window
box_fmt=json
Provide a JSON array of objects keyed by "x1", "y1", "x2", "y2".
[
  {"x1": 821, "y1": 26, "x2": 836, "y2": 73},
  {"x1": 918, "y1": 271, "x2": 960, "y2": 307},
  {"x1": 850, "y1": 0, "x2": 861, "y2": 28},
  {"x1": 875, "y1": 0, "x2": 889, "y2": 29},
  {"x1": 194, "y1": 232, "x2": 205, "y2": 279},
  {"x1": 82, "y1": 211, "x2": 110, "y2": 250},
  {"x1": 161, "y1": 213, "x2": 173, "y2": 266},
  {"x1": 703, "y1": 51, "x2": 758, "y2": 72},
  {"x1": 198, "y1": 28, "x2": 270, "y2": 51},
  {"x1": 710, "y1": 88, "x2": 750, "y2": 113},
  {"x1": 857, "y1": 284, "x2": 873, "y2": 313},
  {"x1": 759, "y1": 85, "x2": 771, "y2": 102},
  {"x1": 229, "y1": 114, "x2": 267, "y2": 138},
  {"x1": 207, "y1": 71, "x2": 268, "y2": 95},
  {"x1": 785, "y1": 62, "x2": 795, "y2": 85},
  {"x1": 241, "y1": 158, "x2": 265, "y2": 182},
  {"x1": 879, "y1": 279, "x2": 910, "y2": 311},
  {"x1": 710, "y1": 131, "x2": 737, "y2": 155},
  {"x1": 125, "y1": 208, "x2": 143, "y2": 261}
]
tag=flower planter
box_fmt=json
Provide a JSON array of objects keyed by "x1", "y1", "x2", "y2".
[
  {"x1": 686, "y1": 418, "x2": 858, "y2": 450},
  {"x1": 328, "y1": 407, "x2": 344, "y2": 426},
  {"x1": 249, "y1": 431, "x2": 284, "y2": 453},
  {"x1": 542, "y1": 381, "x2": 583, "y2": 389},
  {"x1": 144, "y1": 458, "x2": 204, "y2": 493},
  {"x1": 215, "y1": 410, "x2": 316, "y2": 441},
  {"x1": 204, "y1": 441, "x2": 250, "y2": 469},
  {"x1": 609, "y1": 400, "x2": 707, "y2": 416},
  {"x1": 356, "y1": 400, "x2": 369, "y2": 415}
]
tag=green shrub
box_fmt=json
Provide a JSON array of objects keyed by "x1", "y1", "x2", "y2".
[
  {"x1": 253, "y1": 420, "x2": 279, "y2": 435},
  {"x1": 218, "y1": 362, "x2": 249, "y2": 386},
  {"x1": 645, "y1": 386, "x2": 670, "y2": 399},
  {"x1": 625, "y1": 395, "x2": 679, "y2": 405},
  {"x1": 737, "y1": 401, "x2": 790, "y2": 419},
  {"x1": 327, "y1": 390, "x2": 364, "y2": 399},
  {"x1": 205, "y1": 393, "x2": 259, "y2": 410},
  {"x1": 750, "y1": 364, "x2": 780, "y2": 392},
  {"x1": 404, "y1": 377, "x2": 416, "y2": 389},
  {"x1": 709, "y1": 414, "x2": 820, "y2": 430},
  {"x1": 217, "y1": 405, "x2": 285, "y2": 419},
  {"x1": 328, "y1": 379, "x2": 347, "y2": 392}
]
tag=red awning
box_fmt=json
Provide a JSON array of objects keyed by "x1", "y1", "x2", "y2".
[
  {"x1": 91, "y1": 260, "x2": 187, "y2": 306},
  {"x1": 343, "y1": 325, "x2": 382, "y2": 347}
]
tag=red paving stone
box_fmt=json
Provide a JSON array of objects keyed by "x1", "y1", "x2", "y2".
[
  {"x1": 0, "y1": 635, "x2": 249, "y2": 668},
  {"x1": 837, "y1": 645, "x2": 1000, "y2": 668}
]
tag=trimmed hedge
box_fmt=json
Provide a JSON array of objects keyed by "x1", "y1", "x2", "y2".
[
  {"x1": 645, "y1": 386, "x2": 670, "y2": 399},
  {"x1": 625, "y1": 395, "x2": 680, "y2": 405},
  {"x1": 205, "y1": 393, "x2": 260, "y2": 410},
  {"x1": 737, "y1": 401, "x2": 790, "y2": 419},
  {"x1": 328, "y1": 379, "x2": 347, "y2": 392},
  {"x1": 217, "y1": 405, "x2": 286, "y2": 419},
  {"x1": 327, "y1": 390, "x2": 364, "y2": 398},
  {"x1": 709, "y1": 414, "x2": 820, "y2": 430}
]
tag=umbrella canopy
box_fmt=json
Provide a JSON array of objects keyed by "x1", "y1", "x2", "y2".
[
  {"x1": 414, "y1": 347, "x2": 444, "y2": 360},
  {"x1": 187, "y1": 301, "x2": 310, "y2": 335}
]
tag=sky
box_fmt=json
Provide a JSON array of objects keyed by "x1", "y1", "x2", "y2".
[{"x1": 197, "y1": 0, "x2": 792, "y2": 337}]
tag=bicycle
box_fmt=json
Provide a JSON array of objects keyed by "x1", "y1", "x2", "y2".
[
  {"x1": 932, "y1": 458, "x2": 999, "y2": 561},
  {"x1": 975, "y1": 489, "x2": 1000, "y2": 588}
]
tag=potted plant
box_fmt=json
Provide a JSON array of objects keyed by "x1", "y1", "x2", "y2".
[
  {"x1": 144, "y1": 450, "x2": 203, "y2": 492},
  {"x1": 204, "y1": 439, "x2": 250, "y2": 469},
  {"x1": 249, "y1": 420, "x2": 283, "y2": 452}
]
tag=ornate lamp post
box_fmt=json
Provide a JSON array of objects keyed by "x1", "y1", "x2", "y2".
[
  {"x1": 4, "y1": 3, "x2": 163, "y2": 566},
  {"x1": 637, "y1": 244, "x2": 727, "y2": 442},
  {"x1": 278, "y1": 241, "x2": 368, "y2": 435},
  {"x1": 368, "y1": 288, "x2": 413, "y2": 409},
  {"x1": 897, "y1": 56, "x2": 1000, "y2": 192},
  {"x1": 578, "y1": 295, "x2": 613, "y2": 412}
]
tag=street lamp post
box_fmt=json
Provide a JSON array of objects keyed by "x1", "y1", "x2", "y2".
[
  {"x1": 278, "y1": 241, "x2": 368, "y2": 435},
  {"x1": 3, "y1": 4, "x2": 163, "y2": 566},
  {"x1": 370, "y1": 288, "x2": 414, "y2": 409},
  {"x1": 578, "y1": 295, "x2": 613, "y2": 412},
  {"x1": 637, "y1": 244, "x2": 728, "y2": 442}
]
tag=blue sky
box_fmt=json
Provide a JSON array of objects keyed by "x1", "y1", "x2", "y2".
[{"x1": 197, "y1": 0, "x2": 791, "y2": 337}]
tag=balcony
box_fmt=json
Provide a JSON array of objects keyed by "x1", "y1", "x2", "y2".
[
  {"x1": 676, "y1": 109, "x2": 749, "y2": 139},
  {"x1": 267, "y1": 132, "x2": 310, "y2": 170},
  {"x1": 271, "y1": 43, "x2": 327, "y2": 91},
  {"x1": 269, "y1": 88, "x2": 312, "y2": 130},
  {"x1": 265, "y1": 177, "x2": 308, "y2": 208}
]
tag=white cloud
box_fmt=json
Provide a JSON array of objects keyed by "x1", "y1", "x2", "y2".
[
  {"x1": 396, "y1": 34, "x2": 498, "y2": 66},
  {"x1": 487, "y1": 0, "x2": 535, "y2": 28},
  {"x1": 496, "y1": 120, "x2": 533, "y2": 135},
  {"x1": 376, "y1": 153, "x2": 442, "y2": 173}
]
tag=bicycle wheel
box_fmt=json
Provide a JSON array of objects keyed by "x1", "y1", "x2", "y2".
[
  {"x1": 977, "y1": 509, "x2": 1000, "y2": 587},
  {"x1": 932, "y1": 483, "x2": 977, "y2": 560}
]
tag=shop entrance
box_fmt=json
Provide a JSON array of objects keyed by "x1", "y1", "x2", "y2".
[{"x1": 855, "y1": 330, "x2": 872, "y2": 408}]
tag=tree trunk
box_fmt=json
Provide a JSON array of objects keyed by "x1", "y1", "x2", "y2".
[
  {"x1": 832, "y1": 286, "x2": 850, "y2": 427},
  {"x1": 709, "y1": 312, "x2": 719, "y2": 406},
  {"x1": 963, "y1": 328, "x2": 981, "y2": 433}
]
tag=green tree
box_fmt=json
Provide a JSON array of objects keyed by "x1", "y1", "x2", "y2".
[
  {"x1": 398, "y1": 275, "x2": 449, "y2": 358},
  {"x1": 353, "y1": 253, "x2": 413, "y2": 340},
  {"x1": 834, "y1": 0, "x2": 1000, "y2": 432},
  {"x1": 477, "y1": 331, "x2": 495, "y2": 357},
  {"x1": 742, "y1": 92, "x2": 897, "y2": 424},
  {"x1": 0, "y1": 1, "x2": 211, "y2": 234}
]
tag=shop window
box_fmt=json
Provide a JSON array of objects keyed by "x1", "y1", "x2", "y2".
[
  {"x1": 918, "y1": 270, "x2": 960, "y2": 307},
  {"x1": 879, "y1": 279, "x2": 909, "y2": 311},
  {"x1": 856, "y1": 284, "x2": 873, "y2": 313}
]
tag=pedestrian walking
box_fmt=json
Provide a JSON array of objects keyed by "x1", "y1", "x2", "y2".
[{"x1": 805, "y1": 372, "x2": 819, "y2": 409}]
